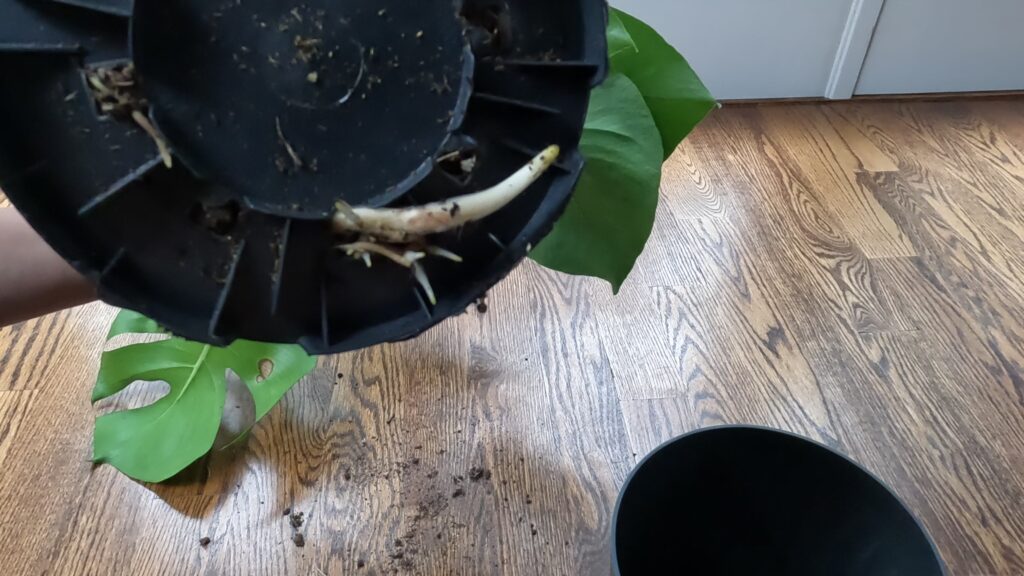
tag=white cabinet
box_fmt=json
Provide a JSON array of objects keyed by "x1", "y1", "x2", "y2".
[
  {"x1": 613, "y1": 0, "x2": 1024, "y2": 100},
  {"x1": 612, "y1": 0, "x2": 855, "y2": 100},
  {"x1": 855, "y1": 0, "x2": 1024, "y2": 95}
]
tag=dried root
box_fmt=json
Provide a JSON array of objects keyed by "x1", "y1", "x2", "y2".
[
  {"x1": 131, "y1": 111, "x2": 173, "y2": 169},
  {"x1": 86, "y1": 62, "x2": 173, "y2": 168}
]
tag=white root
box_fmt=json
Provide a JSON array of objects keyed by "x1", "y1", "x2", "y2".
[
  {"x1": 338, "y1": 239, "x2": 462, "y2": 306},
  {"x1": 332, "y1": 145, "x2": 560, "y2": 242},
  {"x1": 424, "y1": 245, "x2": 463, "y2": 263},
  {"x1": 333, "y1": 145, "x2": 558, "y2": 307},
  {"x1": 275, "y1": 117, "x2": 304, "y2": 170},
  {"x1": 411, "y1": 262, "x2": 436, "y2": 305},
  {"x1": 338, "y1": 241, "x2": 424, "y2": 268}
]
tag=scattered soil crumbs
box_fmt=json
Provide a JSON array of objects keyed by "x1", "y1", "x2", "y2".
[
  {"x1": 199, "y1": 536, "x2": 211, "y2": 548},
  {"x1": 286, "y1": 509, "x2": 307, "y2": 548},
  {"x1": 468, "y1": 466, "x2": 492, "y2": 482}
]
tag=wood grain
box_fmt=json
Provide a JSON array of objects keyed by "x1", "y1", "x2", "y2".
[{"x1": 3, "y1": 98, "x2": 1024, "y2": 575}]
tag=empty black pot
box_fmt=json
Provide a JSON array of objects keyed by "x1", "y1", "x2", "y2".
[{"x1": 613, "y1": 426, "x2": 945, "y2": 576}]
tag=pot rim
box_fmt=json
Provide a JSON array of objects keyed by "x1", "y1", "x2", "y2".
[{"x1": 610, "y1": 424, "x2": 947, "y2": 576}]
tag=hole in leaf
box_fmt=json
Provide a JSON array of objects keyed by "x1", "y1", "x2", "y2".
[
  {"x1": 95, "y1": 380, "x2": 171, "y2": 414},
  {"x1": 214, "y1": 369, "x2": 256, "y2": 450},
  {"x1": 257, "y1": 358, "x2": 275, "y2": 383}
]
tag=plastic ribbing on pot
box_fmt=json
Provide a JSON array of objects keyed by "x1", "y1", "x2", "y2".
[{"x1": 0, "y1": 0, "x2": 608, "y2": 353}]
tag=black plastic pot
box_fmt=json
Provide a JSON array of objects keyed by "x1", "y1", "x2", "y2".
[
  {"x1": 0, "y1": 0, "x2": 607, "y2": 354},
  {"x1": 613, "y1": 426, "x2": 945, "y2": 576}
]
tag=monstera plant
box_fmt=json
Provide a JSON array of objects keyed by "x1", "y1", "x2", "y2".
[{"x1": 95, "y1": 8, "x2": 715, "y2": 483}]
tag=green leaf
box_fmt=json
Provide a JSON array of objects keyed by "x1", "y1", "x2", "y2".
[
  {"x1": 218, "y1": 340, "x2": 317, "y2": 421},
  {"x1": 530, "y1": 73, "x2": 663, "y2": 292},
  {"x1": 610, "y1": 9, "x2": 715, "y2": 158},
  {"x1": 93, "y1": 339, "x2": 206, "y2": 402},
  {"x1": 92, "y1": 313, "x2": 316, "y2": 483},
  {"x1": 106, "y1": 309, "x2": 164, "y2": 339},
  {"x1": 93, "y1": 341, "x2": 223, "y2": 483},
  {"x1": 607, "y1": 10, "x2": 637, "y2": 58}
]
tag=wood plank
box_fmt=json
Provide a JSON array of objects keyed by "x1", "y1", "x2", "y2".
[
  {"x1": 863, "y1": 172, "x2": 1024, "y2": 409},
  {"x1": 662, "y1": 138, "x2": 731, "y2": 220},
  {"x1": 599, "y1": 216, "x2": 837, "y2": 443},
  {"x1": 452, "y1": 264, "x2": 632, "y2": 575},
  {"x1": 0, "y1": 390, "x2": 37, "y2": 467},
  {"x1": 0, "y1": 304, "x2": 112, "y2": 575},
  {"x1": 868, "y1": 257, "x2": 1024, "y2": 453},
  {"x1": 798, "y1": 328, "x2": 1024, "y2": 576},
  {"x1": 817, "y1": 104, "x2": 899, "y2": 172},
  {"x1": 709, "y1": 243, "x2": 1024, "y2": 574},
  {"x1": 689, "y1": 109, "x2": 916, "y2": 337},
  {"x1": 837, "y1": 101, "x2": 1024, "y2": 259},
  {"x1": 753, "y1": 106, "x2": 914, "y2": 258},
  {"x1": 635, "y1": 136, "x2": 733, "y2": 288}
]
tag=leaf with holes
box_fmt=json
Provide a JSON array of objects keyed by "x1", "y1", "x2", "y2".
[{"x1": 93, "y1": 309, "x2": 317, "y2": 483}]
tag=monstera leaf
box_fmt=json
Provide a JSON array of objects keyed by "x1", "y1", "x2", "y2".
[
  {"x1": 531, "y1": 8, "x2": 714, "y2": 291},
  {"x1": 93, "y1": 310, "x2": 317, "y2": 483},
  {"x1": 530, "y1": 72, "x2": 663, "y2": 292},
  {"x1": 607, "y1": 9, "x2": 638, "y2": 58},
  {"x1": 610, "y1": 9, "x2": 716, "y2": 158}
]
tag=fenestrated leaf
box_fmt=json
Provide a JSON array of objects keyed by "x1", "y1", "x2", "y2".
[
  {"x1": 218, "y1": 340, "x2": 317, "y2": 421},
  {"x1": 92, "y1": 312, "x2": 316, "y2": 483},
  {"x1": 530, "y1": 73, "x2": 662, "y2": 292},
  {"x1": 93, "y1": 341, "x2": 223, "y2": 483},
  {"x1": 93, "y1": 339, "x2": 208, "y2": 402},
  {"x1": 607, "y1": 9, "x2": 637, "y2": 58},
  {"x1": 611, "y1": 9, "x2": 715, "y2": 158}
]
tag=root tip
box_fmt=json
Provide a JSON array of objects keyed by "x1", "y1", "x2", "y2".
[{"x1": 544, "y1": 144, "x2": 561, "y2": 162}]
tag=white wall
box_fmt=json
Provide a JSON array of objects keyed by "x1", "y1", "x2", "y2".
[
  {"x1": 855, "y1": 0, "x2": 1024, "y2": 95},
  {"x1": 613, "y1": 0, "x2": 854, "y2": 100}
]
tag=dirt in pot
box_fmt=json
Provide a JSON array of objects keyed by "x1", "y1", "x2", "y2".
[{"x1": 84, "y1": 62, "x2": 173, "y2": 168}]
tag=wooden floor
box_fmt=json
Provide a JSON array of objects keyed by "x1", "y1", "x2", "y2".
[{"x1": 3, "y1": 99, "x2": 1024, "y2": 575}]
